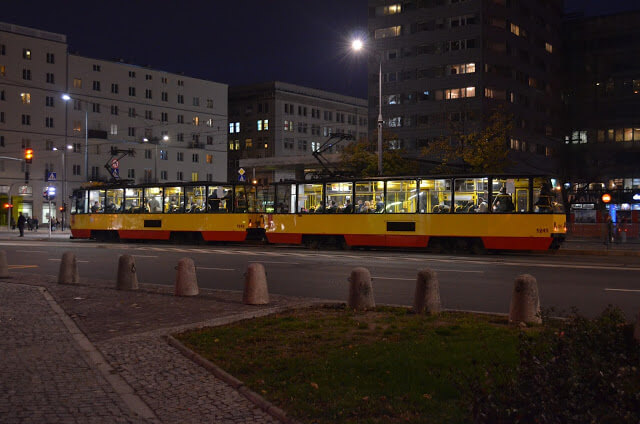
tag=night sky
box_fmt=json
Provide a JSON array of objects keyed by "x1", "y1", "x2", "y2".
[{"x1": 2, "y1": 0, "x2": 638, "y2": 99}]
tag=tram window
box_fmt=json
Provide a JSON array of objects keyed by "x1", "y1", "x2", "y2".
[
  {"x1": 387, "y1": 180, "x2": 417, "y2": 213},
  {"x1": 421, "y1": 179, "x2": 451, "y2": 213},
  {"x1": 276, "y1": 184, "x2": 293, "y2": 213},
  {"x1": 298, "y1": 183, "x2": 323, "y2": 213},
  {"x1": 208, "y1": 185, "x2": 232, "y2": 213},
  {"x1": 492, "y1": 178, "x2": 528, "y2": 213},
  {"x1": 164, "y1": 187, "x2": 184, "y2": 213},
  {"x1": 454, "y1": 178, "x2": 488, "y2": 213},
  {"x1": 234, "y1": 186, "x2": 248, "y2": 212},
  {"x1": 185, "y1": 186, "x2": 206, "y2": 213},
  {"x1": 257, "y1": 185, "x2": 275, "y2": 213},
  {"x1": 88, "y1": 190, "x2": 105, "y2": 213},
  {"x1": 245, "y1": 185, "x2": 258, "y2": 212},
  {"x1": 124, "y1": 188, "x2": 143, "y2": 213},
  {"x1": 355, "y1": 181, "x2": 384, "y2": 213},
  {"x1": 104, "y1": 189, "x2": 123, "y2": 213},
  {"x1": 326, "y1": 182, "x2": 353, "y2": 213},
  {"x1": 533, "y1": 177, "x2": 564, "y2": 213},
  {"x1": 145, "y1": 187, "x2": 163, "y2": 213},
  {"x1": 71, "y1": 190, "x2": 87, "y2": 214}
]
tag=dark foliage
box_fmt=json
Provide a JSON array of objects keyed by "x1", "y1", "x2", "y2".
[{"x1": 467, "y1": 307, "x2": 640, "y2": 424}]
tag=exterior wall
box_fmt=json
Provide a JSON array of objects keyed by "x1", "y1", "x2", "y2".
[
  {"x1": 367, "y1": 0, "x2": 564, "y2": 173},
  {"x1": 0, "y1": 22, "x2": 228, "y2": 228},
  {"x1": 563, "y1": 10, "x2": 640, "y2": 184},
  {"x1": 0, "y1": 23, "x2": 69, "y2": 225},
  {"x1": 228, "y1": 82, "x2": 367, "y2": 183}
]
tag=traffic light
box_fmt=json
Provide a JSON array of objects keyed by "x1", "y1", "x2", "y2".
[
  {"x1": 59, "y1": 203, "x2": 66, "y2": 213},
  {"x1": 24, "y1": 148, "x2": 33, "y2": 163},
  {"x1": 3, "y1": 203, "x2": 12, "y2": 209}
]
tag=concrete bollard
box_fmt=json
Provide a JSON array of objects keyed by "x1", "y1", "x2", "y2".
[
  {"x1": 116, "y1": 254, "x2": 138, "y2": 291},
  {"x1": 0, "y1": 250, "x2": 9, "y2": 279},
  {"x1": 412, "y1": 268, "x2": 441, "y2": 314},
  {"x1": 509, "y1": 274, "x2": 542, "y2": 325},
  {"x1": 634, "y1": 310, "x2": 640, "y2": 343},
  {"x1": 243, "y1": 263, "x2": 269, "y2": 305},
  {"x1": 175, "y1": 258, "x2": 199, "y2": 296},
  {"x1": 57, "y1": 251, "x2": 79, "y2": 284},
  {"x1": 348, "y1": 267, "x2": 375, "y2": 310}
]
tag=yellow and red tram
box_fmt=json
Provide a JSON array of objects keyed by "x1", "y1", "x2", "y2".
[{"x1": 70, "y1": 175, "x2": 566, "y2": 251}]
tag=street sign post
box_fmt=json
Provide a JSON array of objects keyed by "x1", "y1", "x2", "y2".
[{"x1": 238, "y1": 168, "x2": 246, "y2": 182}]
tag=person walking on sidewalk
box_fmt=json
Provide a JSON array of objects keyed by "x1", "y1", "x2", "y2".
[{"x1": 17, "y1": 212, "x2": 26, "y2": 237}]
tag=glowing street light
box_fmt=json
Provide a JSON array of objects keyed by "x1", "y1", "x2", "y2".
[{"x1": 351, "y1": 37, "x2": 383, "y2": 175}]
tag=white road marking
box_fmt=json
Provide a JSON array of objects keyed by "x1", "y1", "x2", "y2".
[
  {"x1": 8, "y1": 264, "x2": 39, "y2": 269},
  {"x1": 48, "y1": 258, "x2": 89, "y2": 263},
  {"x1": 374, "y1": 276, "x2": 415, "y2": 281},
  {"x1": 16, "y1": 250, "x2": 47, "y2": 253},
  {"x1": 131, "y1": 255, "x2": 158, "y2": 258},
  {"x1": 249, "y1": 261, "x2": 299, "y2": 265},
  {"x1": 197, "y1": 267, "x2": 235, "y2": 271},
  {"x1": 604, "y1": 288, "x2": 640, "y2": 293}
]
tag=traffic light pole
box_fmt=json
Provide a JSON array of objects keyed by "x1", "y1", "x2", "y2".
[{"x1": 48, "y1": 199, "x2": 52, "y2": 240}]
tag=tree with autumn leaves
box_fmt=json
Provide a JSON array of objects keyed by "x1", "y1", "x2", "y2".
[{"x1": 422, "y1": 109, "x2": 513, "y2": 174}]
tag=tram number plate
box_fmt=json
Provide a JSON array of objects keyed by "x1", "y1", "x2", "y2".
[
  {"x1": 536, "y1": 228, "x2": 549, "y2": 233},
  {"x1": 144, "y1": 220, "x2": 162, "y2": 228},
  {"x1": 237, "y1": 224, "x2": 245, "y2": 229}
]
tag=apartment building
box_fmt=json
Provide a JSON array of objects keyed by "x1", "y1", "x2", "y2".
[
  {"x1": 367, "y1": 0, "x2": 564, "y2": 173},
  {"x1": 228, "y1": 82, "x2": 367, "y2": 183},
  {"x1": 0, "y1": 22, "x2": 227, "y2": 227}
]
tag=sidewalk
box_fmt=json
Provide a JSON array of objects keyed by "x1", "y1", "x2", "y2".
[
  {"x1": 0, "y1": 227, "x2": 72, "y2": 240},
  {"x1": 0, "y1": 272, "x2": 316, "y2": 423}
]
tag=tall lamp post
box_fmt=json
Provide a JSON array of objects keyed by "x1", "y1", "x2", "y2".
[
  {"x1": 145, "y1": 135, "x2": 169, "y2": 182},
  {"x1": 352, "y1": 38, "x2": 383, "y2": 175},
  {"x1": 52, "y1": 144, "x2": 72, "y2": 230},
  {"x1": 61, "y1": 94, "x2": 89, "y2": 180}
]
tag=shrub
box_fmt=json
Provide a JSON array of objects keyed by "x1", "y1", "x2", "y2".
[{"x1": 468, "y1": 307, "x2": 640, "y2": 424}]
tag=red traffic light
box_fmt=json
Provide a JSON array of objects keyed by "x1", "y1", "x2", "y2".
[
  {"x1": 3, "y1": 203, "x2": 13, "y2": 209},
  {"x1": 602, "y1": 193, "x2": 612, "y2": 204},
  {"x1": 24, "y1": 148, "x2": 33, "y2": 163}
]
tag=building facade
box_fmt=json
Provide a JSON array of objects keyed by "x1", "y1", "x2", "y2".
[
  {"x1": 367, "y1": 0, "x2": 564, "y2": 173},
  {"x1": 0, "y1": 22, "x2": 227, "y2": 228},
  {"x1": 562, "y1": 10, "x2": 640, "y2": 227},
  {"x1": 228, "y1": 82, "x2": 367, "y2": 183}
]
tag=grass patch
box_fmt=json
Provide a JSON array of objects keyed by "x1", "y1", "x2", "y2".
[{"x1": 175, "y1": 306, "x2": 520, "y2": 423}]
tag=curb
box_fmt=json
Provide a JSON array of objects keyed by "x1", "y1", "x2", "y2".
[
  {"x1": 556, "y1": 248, "x2": 640, "y2": 257},
  {"x1": 167, "y1": 334, "x2": 302, "y2": 424}
]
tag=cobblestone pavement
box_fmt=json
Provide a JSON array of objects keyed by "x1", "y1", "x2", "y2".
[
  {"x1": 0, "y1": 283, "x2": 152, "y2": 423},
  {"x1": 1, "y1": 273, "x2": 318, "y2": 423}
]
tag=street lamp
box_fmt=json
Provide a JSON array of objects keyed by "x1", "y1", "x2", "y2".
[
  {"x1": 51, "y1": 144, "x2": 72, "y2": 230},
  {"x1": 61, "y1": 94, "x2": 89, "y2": 181},
  {"x1": 352, "y1": 38, "x2": 383, "y2": 175},
  {"x1": 146, "y1": 135, "x2": 170, "y2": 182}
]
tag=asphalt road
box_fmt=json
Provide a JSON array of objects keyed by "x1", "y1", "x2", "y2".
[{"x1": 2, "y1": 239, "x2": 639, "y2": 319}]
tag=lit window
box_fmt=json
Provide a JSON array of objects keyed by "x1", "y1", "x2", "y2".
[
  {"x1": 193, "y1": 116, "x2": 199, "y2": 126},
  {"x1": 206, "y1": 154, "x2": 213, "y2": 164},
  {"x1": 545, "y1": 42, "x2": 553, "y2": 54},
  {"x1": 374, "y1": 26, "x2": 402, "y2": 39},
  {"x1": 110, "y1": 124, "x2": 118, "y2": 135},
  {"x1": 263, "y1": 119, "x2": 269, "y2": 131},
  {"x1": 191, "y1": 172, "x2": 198, "y2": 182},
  {"x1": 257, "y1": 120, "x2": 263, "y2": 131},
  {"x1": 229, "y1": 123, "x2": 234, "y2": 133},
  {"x1": 245, "y1": 138, "x2": 253, "y2": 148},
  {"x1": 23, "y1": 49, "x2": 31, "y2": 60},
  {"x1": 377, "y1": 4, "x2": 402, "y2": 15},
  {"x1": 73, "y1": 78, "x2": 82, "y2": 88},
  {"x1": 20, "y1": 93, "x2": 31, "y2": 104}
]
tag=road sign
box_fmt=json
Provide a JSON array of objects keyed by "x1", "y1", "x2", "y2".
[
  {"x1": 113, "y1": 168, "x2": 120, "y2": 178},
  {"x1": 238, "y1": 168, "x2": 245, "y2": 176},
  {"x1": 111, "y1": 159, "x2": 119, "y2": 169},
  {"x1": 46, "y1": 172, "x2": 56, "y2": 182},
  {"x1": 238, "y1": 174, "x2": 246, "y2": 182}
]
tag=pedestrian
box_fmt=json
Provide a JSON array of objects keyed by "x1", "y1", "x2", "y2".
[
  {"x1": 27, "y1": 216, "x2": 33, "y2": 231},
  {"x1": 33, "y1": 217, "x2": 39, "y2": 232},
  {"x1": 17, "y1": 212, "x2": 26, "y2": 237},
  {"x1": 605, "y1": 214, "x2": 614, "y2": 246}
]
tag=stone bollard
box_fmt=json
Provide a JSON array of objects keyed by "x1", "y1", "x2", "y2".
[
  {"x1": 243, "y1": 263, "x2": 269, "y2": 305},
  {"x1": 116, "y1": 254, "x2": 138, "y2": 290},
  {"x1": 412, "y1": 268, "x2": 441, "y2": 314},
  {"x1": 0, "y1": 250, "x2": 9, "y2": 279},
  {"x1": 175, "y1": 258, "x2": 199, "y2": 296},
  {"x1": 57, "y1": 251, "x2": 79, "y2": 284},
  {"x1": 634, "y1": 310, "x2": 640, "y2": 343},
  {"x1": 348, "y1": 267, "x2": 375, "y2": 310},
  {"x1": 509, "y1": 274, "x2": 542, "y2": 325}
]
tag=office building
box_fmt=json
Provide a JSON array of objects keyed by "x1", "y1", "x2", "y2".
[
  {"x1": 367, "y1": 0, "x2": 564, "y2": 173},
  {"x1": 228, "y1": 81, "x2": 367, "y2": 183}
]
